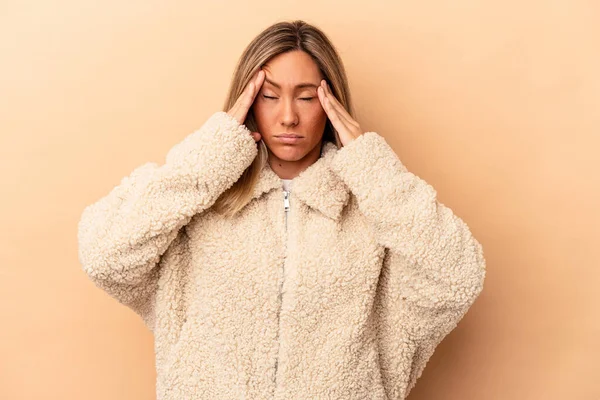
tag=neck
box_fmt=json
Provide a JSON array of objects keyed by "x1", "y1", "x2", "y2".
[{"x1": 268, "y1": 141, "x2": 323, "y2": 180}]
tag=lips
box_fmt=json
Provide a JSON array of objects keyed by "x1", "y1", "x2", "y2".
[{"x1": 274, "y1": 134, "x2": 304, "y2": 144}]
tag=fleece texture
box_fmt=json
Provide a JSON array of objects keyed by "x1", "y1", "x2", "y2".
[{"x1": 77, "y1": 111, "x2": 486, "y2": 400}]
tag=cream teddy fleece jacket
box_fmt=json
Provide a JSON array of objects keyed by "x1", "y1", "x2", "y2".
[{"x1": 77, "y1": 111, "x2": 486, "y2": 399}]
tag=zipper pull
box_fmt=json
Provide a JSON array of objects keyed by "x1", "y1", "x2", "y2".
[{"x1": 283, "y1": 191, "x2": 290, "y2": 212}]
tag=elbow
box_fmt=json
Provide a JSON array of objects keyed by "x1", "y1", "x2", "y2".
[
  {"x1": 458, "y1": 236, "x2": 487, "y2": 309},
  {"x1": 437, "y1": 229, "x2": 487, "y2": 311}
]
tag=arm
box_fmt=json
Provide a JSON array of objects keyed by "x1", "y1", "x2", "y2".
[
  {"x1": 329, "y1": 131, "x2": 486, "y2": 394},
  {"x1": 77, "y1": 111, "x2": 257, "y2": 331}
]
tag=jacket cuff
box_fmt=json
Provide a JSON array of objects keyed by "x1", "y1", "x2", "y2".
[
  {"x1": 329, "y1": 131, "x2": 410, "y2": 203},
  {"x1": 165, "y1": 111, "x2": 258, "y2": 190}
]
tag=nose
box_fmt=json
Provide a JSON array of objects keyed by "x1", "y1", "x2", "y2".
[{"x1": 279, "y1": 97, "x2": 298, "y2": 127}]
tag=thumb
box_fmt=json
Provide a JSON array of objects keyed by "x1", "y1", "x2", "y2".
[{"x1": 251, "y1": 131, "x2": 262, "y2": 142}]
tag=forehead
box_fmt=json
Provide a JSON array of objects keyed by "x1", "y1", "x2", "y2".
[{"x1": 262, "y1": 50, "x2": 322, "y2": 89}]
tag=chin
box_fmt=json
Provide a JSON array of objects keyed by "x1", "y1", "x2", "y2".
[{"x1": 269, "y1": 145, "x2": 309, "y2": 161}]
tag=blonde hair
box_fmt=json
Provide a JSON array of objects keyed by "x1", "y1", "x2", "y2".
[{"x1": 212, "y1": 19, "x2": 356, "y2": 218}]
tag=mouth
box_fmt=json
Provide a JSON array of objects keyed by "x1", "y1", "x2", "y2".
[{"x1": 274, "y1": 134, "x2": 304, "y2": 144}]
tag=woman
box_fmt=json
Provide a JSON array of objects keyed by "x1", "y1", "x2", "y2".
[{"x1": 77, "y1": 19, "x2": 486, "y2": 400}]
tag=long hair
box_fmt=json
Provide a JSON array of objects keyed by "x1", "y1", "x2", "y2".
[{"x1": 212, "y1": 19, "x2": 356, "y2": 218}]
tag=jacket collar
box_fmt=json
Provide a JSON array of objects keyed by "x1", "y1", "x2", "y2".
[{"x1": 250, "y1": 141, "x2": 350, "y2": 220}]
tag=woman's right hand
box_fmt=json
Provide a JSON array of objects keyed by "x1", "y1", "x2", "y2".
[{"x1": 227, "y1": 69, "x2": 265, "y2": 143}]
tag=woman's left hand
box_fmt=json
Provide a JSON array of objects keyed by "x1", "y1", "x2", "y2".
[{"x1": 317, "y1": 79, "x2": 363, "y2": 147}]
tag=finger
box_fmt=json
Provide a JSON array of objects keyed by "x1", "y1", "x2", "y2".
[
  {"x1": 228, "y1": 70, "x2": 265, "y2": 123},
  {"x1": 319, "y1": 91, "x2": 351, "y2": 135},
  {"x1": 236, "y1": 71, "x2": 259, "y2": 107},
  {"x1": 318, "y1": 86, "x2": 338, "y2": 123},
  {"x1": 244, "y1": 70, "x2": 265, "y2": 108},
  {"x1": 325, "y1": 84, "x2": 357, "y2": 128},
  {"x1": 318, "y1": 85, "x2": 353, "y2": 131},
  {"x1": 321, "y1": 87, "x2": 348, "y2": 131},
  {"x1": 252, "y1": 70, "x2": 265, "y2": 100},
  {"x1": 248, "y1": 69, "x2": 264, "y2": 97},
  {"x1": 320, "y1": 81, "x2": 359, "y2": 127},
  {"x1": 254, "y1": 69, "x2": 265, "y2": 88},
  {"x1": 245, "y1": 81, "x2": 256, "y2": 104}
]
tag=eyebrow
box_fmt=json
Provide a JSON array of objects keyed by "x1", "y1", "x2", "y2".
[{"x1": 264, "y1": 77, "x2": 318, "y2": 90}]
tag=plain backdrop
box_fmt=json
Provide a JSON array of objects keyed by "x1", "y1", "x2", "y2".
[{"x1": 1, "y1": 1, "x2": 598, "y2": 399}]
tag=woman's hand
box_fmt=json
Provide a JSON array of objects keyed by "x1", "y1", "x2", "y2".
[
  {"x1": 227, "y1": 69, "x2": 265, "y2": 142},
  {"x1": 317, "y1": 79, "x2": 363, "y2": 146}
]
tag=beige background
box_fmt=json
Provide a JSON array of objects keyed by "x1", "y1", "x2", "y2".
[{"x1": 1, "y1": 1, "x2": 598, "y2": 399}]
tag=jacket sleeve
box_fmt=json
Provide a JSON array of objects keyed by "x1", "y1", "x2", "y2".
[
  {"x1": 77, "y1": 111, "x2": 257, "y2": 331},
  {"x1": 329, "y1": 131, "x2": 486, "y2": 395}
]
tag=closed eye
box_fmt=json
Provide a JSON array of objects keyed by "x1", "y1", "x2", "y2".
[{"x1": 262, "y1": 95, "x2": 314, "y2": 102}]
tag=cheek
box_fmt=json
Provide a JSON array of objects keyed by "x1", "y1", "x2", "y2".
[
  {"x1": 300, "y1": 100, "x2": 325, "y2": 116},
  {"x1": 254, "y1": 100, "x2": 279, "y2": 114},
  {"x1": 253, "y1": 100, "x2": 326, "y2": 127},
  {"x1": 252, "y1": 103, "x2": 273, "y2": 126},
  {"x1": 304, "y1": 104, "x2": 327, "y2": 126}
]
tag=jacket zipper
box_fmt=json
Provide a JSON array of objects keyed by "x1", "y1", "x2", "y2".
[{"x1": 274, "y1": 190, "x2": 290, "y2": 392}]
